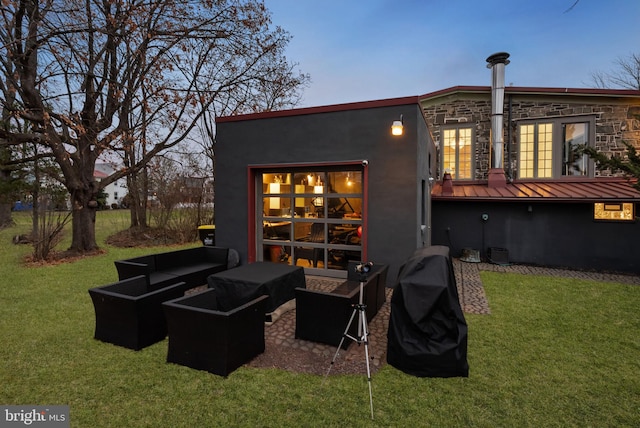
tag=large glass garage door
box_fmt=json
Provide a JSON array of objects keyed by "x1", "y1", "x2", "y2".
[{"x1": 258, "y1": 167, "x2": 364, "y2": 274}]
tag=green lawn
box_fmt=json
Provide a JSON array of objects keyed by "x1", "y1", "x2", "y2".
[{"x1": 1, "y1": 211, "x2": 638, "y2": 427}]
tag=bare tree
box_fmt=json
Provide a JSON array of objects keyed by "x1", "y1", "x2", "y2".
[
  {"x1": 590, "y1": 53, "x2": 640, "y2": 90},
  {"x1": 0, "y1": 0, "x2": 309, "y2": 254}
]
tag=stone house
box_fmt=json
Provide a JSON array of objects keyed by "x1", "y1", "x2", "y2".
[{"x1": 428, "y1": 54, "x2": 640, "y2": 274}]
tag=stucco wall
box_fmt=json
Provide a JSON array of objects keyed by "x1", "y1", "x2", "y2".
[
  {"x1": 432, "y1": 200, "x2": 640, "y2": 275},
  {"x1": 215, "y1": 103, "x2": 432, "y2": 284}
]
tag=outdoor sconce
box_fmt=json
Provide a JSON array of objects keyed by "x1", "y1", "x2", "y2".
[{"x1": 391, "y1": 115, "x2": 403, "y2": 136}]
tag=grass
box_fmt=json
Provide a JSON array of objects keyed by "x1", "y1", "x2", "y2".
[{"x1": 1, "y1": 211, "x2": 639, "y2": 427}]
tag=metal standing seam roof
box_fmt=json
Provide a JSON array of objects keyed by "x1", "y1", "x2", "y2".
[{"x1": 431, "y1": 178, "x2": 640, "y2": 202}]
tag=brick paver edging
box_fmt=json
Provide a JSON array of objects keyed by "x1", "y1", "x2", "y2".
[{"x1": 454, "y1": 259, "x2": 640, "y2": 316}]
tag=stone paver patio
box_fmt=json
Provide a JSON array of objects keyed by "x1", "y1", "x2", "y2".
[{"x1": 249, "y1": 260, "x2": 639, "y2": 374}]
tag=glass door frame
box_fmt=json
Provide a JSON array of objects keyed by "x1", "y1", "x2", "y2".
[{"x1": 247, "y1": 160, "x2": 369, "y2": 277}]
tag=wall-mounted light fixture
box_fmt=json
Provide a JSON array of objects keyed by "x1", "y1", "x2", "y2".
[{"x1": 391, "y1": 115, "x2": 403, "y2": 136}]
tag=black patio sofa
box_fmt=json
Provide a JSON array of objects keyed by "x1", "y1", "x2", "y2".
[
  {"x1": 294, "y1": 263, "x2": 388, "y2": 348},
  {"x1": 89, "y1": 275, "x2": 189, "y2": 350},
  {"x1": 114, "y1": 246, "x2": 229, "y2": 290}
]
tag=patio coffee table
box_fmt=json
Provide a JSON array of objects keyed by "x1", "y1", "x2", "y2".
[{"x1": 207, "y1": 262, "x2": 306, "y2": 316}]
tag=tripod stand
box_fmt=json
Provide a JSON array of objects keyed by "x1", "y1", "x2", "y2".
[{"x1": 324, "y1": 267, "x2": 374, "y2": 420}]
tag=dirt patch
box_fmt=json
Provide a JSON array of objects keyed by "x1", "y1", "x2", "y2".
[
  {"x1": 19, "y1": 227, "x2": 189, "y2": 266},
  {"x1": 105, "y1": 227, "x2": 188, "y2": 248},
  {"x1": 23, "y1": 248, "x2": 107, "y2": 267}
]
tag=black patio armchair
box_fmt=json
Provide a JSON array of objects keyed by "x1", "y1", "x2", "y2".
[
  {"x1": 162, "y1": 289, "x2": 268, "y2": 376},
  {"x1": 89, "y1": 275, "x2": 188, "y2": 350}
]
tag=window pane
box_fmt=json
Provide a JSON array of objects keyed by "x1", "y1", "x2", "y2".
[
  {"x1": 563, "y1": 122, "x2": 588, "y2": 176},
  {"x1": 263, "y1": 219, "x2": 290, "y2": 241},
  {"x1": 594, "y1": 202, "x2": 635, "y2": 221},
  {"x1": 519, "y1": 118, "x2": 594, "y2": 179},
  {"x1": 327, "y1": 197, "x2": 362, "y2": 218},
  {"x1": 292, "y1": 172, "x2": 325, "y2": 188},
  {"x1": 442, "y1": 129, "x2": 457, "y2": 176},
  {"x1": 328, "y1": 224, "x2": 361, "y2": 271},
  {"x1": 262, "y1": 173, "x2": 291, "y2": 189},
  {"x1": 263, "y1": 196, "x2": 292, "y2": 217},
  {"x1": 329, "y1": 224, "x2": 360, "y2": 245},
  {"x1": 458, "y1": 143, "x2": 472, "y2": 179},
  {"x1": 537, "y1": 123, "x2": 553, "y2": 178},
  {"x1": 328, "y1": 250, "x2": 361, "y2": 271},
  {"x1": 327, "y1": 171, "x2": 362, "y2": 194},
  {"x1": 458, "y1": 128, "x2": 472, "y2": 179},
  {"x1": 260, "y1": 168, "x2": 362, "y2": 273},
  {"x1": 519, "y1": 124, "x2": 535, "y2": 178},
  {"x1": 293, "y1": 221, "x2": 313, "y2": 241},
  {"x1": 291, "y1": 172, "x2": 326, "y2": 217},
  {"x1": 263, "y1": 243, "x2": 293, "y2": 264},
  {"x1": 442, "y1": 127, "x2": 473, "y2": 179},
  {"x1": 519, "y1": 123, "x2": 553, "y2": 178}
]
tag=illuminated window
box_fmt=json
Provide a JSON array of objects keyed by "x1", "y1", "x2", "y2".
[
  {"x1": 260, "y1": 168, "x2": 363, "y2": 272},
  {"x1": 442, "y1": 126, "x2": 474, "y2": 179},
  {"x1": 517, "y1": 117, "x2": 594, "y2": 179},
  {"x1": 518, "y1": 123, "x2": 553, "y2": 178},
  {"x1": 594, "y1": 203, "x2": 635, "y2": 221}
]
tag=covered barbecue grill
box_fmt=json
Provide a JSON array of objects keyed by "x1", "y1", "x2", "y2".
[{"x1": 387, "y1": 246, "x2": 469, "y2": 377}]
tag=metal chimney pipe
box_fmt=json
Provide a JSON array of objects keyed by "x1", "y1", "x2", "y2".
[{"x1": 486, "y1": 52, "x2": 510, "y2": 169}]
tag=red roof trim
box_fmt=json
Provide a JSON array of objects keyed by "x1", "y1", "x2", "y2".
[
  {"x1": 216, "y1": 96, "x2": 420, "y2": 123},
  {"x1": 419, "y1": 85, "x2": 640, "y2": 101},
  {"x1": 216, "y1": 86, "x2": 640, "y2": 124}
]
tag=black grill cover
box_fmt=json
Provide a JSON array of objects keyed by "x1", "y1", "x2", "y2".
[{"x1": 387, "y1": 246, "x2": 469, "y2": 377}]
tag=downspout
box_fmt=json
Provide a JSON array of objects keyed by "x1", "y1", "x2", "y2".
[
  {"x1": 486, "y1": 52, "x2": 510, "y2": 187},
  {"x1": 507, "y1": 93, "x2": 513, "y2": 181}
]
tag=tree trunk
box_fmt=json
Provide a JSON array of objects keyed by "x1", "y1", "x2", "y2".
[
  {"x1": 0, "y1": 202, "x2": 12, "y2": 228},
  {"x1": 0, "y1": 150, "x2": 14, "y2": 228},
  {"x1": 127, "y1": 172, "x2": 148, "y2": 229},
  {"x1": 68, "y1": 187, "x2": 99, "y2": 253},
  {"x1": 31, "y1": 153, "x2": 39, "y2": 238}
]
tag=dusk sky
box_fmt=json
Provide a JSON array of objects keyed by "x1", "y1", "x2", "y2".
[{"x1": 266, "y1": 0, "x2": 640, "y2": 108}]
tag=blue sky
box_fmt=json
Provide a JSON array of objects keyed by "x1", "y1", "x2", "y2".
[{"x1": 266, "y1": 0, "x2": 640, "y2": 108}]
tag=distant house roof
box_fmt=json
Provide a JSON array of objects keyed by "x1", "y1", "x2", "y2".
[
  {"x1": 431, "y1": 178, "x2": 640, "y2": 203},
  {"x1": 93, "y1": 169, "x2": 108, "y2": 179}
]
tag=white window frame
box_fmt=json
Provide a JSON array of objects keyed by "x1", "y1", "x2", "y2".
[
  {"x1": 440, "y1": 125, "x2": 475, "y2": 180},
  {"x1": 516, "y1": 115, "x2": 596, "y2": 179}
]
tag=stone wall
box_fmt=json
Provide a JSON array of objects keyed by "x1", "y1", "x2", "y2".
[{"x1": 423, "y1": 95, "x2": 640, "y2": 180}]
